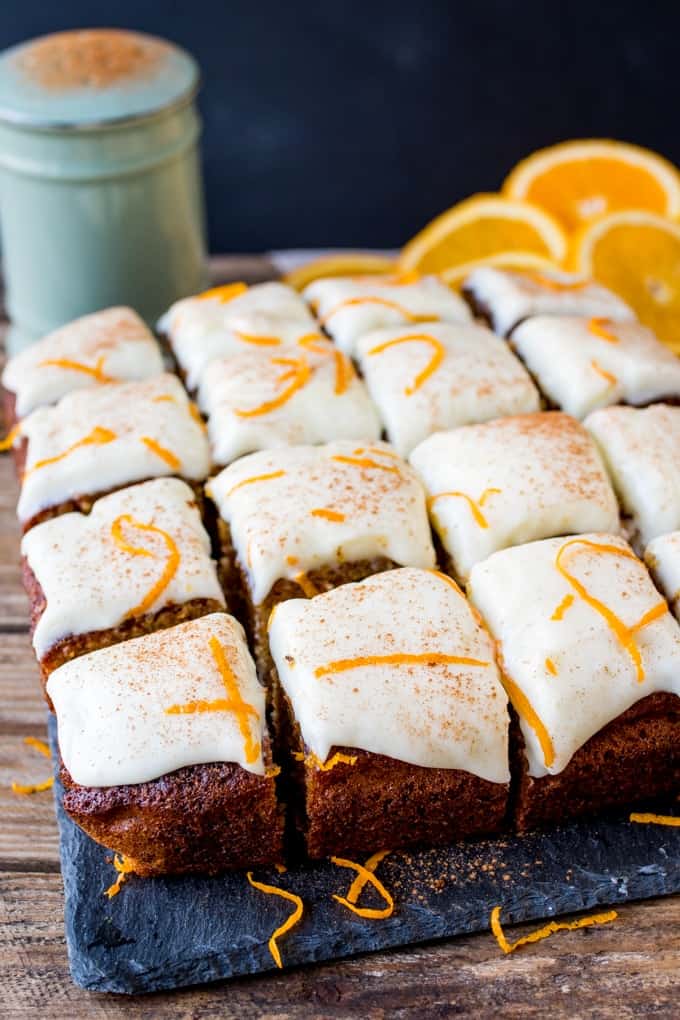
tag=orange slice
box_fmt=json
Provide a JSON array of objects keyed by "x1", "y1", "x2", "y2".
[
  {"x1": 568, "y1": 210, "x2": 680, "y2": 351},
  {"x1": 503, "y1": 139, "x2": 680, "y2": 234},
  {"x1": 283, "y1": 253, "x2": 396, "y2": 291},
  {"x1": 440, "y1": 250, "x2": 557, "y2": 288},
  {"x1": 399, "y1": 194, "x2": 567, "y2": 275}
]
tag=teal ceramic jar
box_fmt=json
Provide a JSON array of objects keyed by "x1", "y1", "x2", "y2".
[{"x1": 0, "y1": 29, "x2": 207, "y2": 342}]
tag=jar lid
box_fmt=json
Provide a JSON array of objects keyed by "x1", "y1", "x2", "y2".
[{"x1": 0, "y1": 29, "x2": 199, "y2": 130}]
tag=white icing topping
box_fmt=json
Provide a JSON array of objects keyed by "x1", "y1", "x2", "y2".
[
  {"x1": 22, "y1": 478, "x2": 225, "y2": 659},
  {"x1": 464, "y1": 266, "x2": 634, "y2": 336},
  {"x1": 511, "y1": 315, "x2": 680, "y2": 418},
  {"x1": 2, "y1": 307, "x2": 163, "y2": 417},
  {"x1": 469, "y1": 533, "x2": 680, "y2": 778},
  {"x1": 197, "y1": 339, "x2": 381, "y2": 465},
  {"x1": 206, "y1": 440, "x2": 436, "y2": 604},
  {"x1": 410, "y1": 413, "x2": 619, "y2": 579},
  {"x1": 585, "y1": 404, "x2": 680, "y2": 547},
  {"x1": 355, "y1": 321, "x2": 540, "y2": 455},
  {"x1": 159, "y1": 282, "x2": 315, "y2": 389},
  {"x1": 645, "y1": 531, "x2": 680, "y2": 619},
  {"x1": 48, "y1": 613, "x2": 266, "y2": 786},
  {"x1": 303, "y1": 274, "x2": 470, "y2": 356},
  {"x1": 269, "y1": 567, "x2": 509, "y2": 781},
  {"x1": 17, "y1": 373, "x2": 211, "y2": 526}
]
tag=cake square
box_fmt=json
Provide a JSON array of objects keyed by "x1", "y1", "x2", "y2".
[
  {"x1": 585, "y1": 404, "x2": 680, "y2": 548},
  {"x1": 463, "y1": 266, "x2": 634, "y2": 337},
  {"x1": 197, "y1": 337, "x2": 381, "y2": 465},
  {"x1": 206, "y1": 440, "x2": 436, "y2": 676},
  {"x1": 511, "y1": 315, "x2": 680, "y2": 418},
  {"x1": 410, "y1": 412, "x2": 620, "y2": 580},
  {"x1": 268, "y1": 567, "x2": 510, "y2": 858},
  {"x1": 355, "y1": 321, "x2": 540, "y2": 455},
  {"x1": 22, "y1": 477, "x2": 226, "y2": 686},
  {"x1": 303, "y1": 273, "x2": 470, "y2": 356},
  {"x1": 468, "y1": 533, "x2": 680, "y2": 831},
  {"x1": 2, "y1": 306, "x2": 164, "y2": 421},
  {"x1": 645, "y1": 532, "x2": 680, "y2": 620},
  {"x1": 48, "y1": 613, "x2": 283, "y2": 876},
  {"x1": 158, "y1": 281, "x2": 316, "y2": 389},
  {"x1": 15, "y1": 373, "x2": 211, "y2": 531}
]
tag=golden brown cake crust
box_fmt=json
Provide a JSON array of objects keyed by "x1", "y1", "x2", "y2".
[{"x1": 512, "y1": 692, "x2": 680, "y2": 832}]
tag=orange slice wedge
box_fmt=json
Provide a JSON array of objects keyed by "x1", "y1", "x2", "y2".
[
  {"x1": 398, "y1": 194, "x2": 567, "y2": 275},
  {"x1": 503, "y1": 139, "x2": 680, "y2": 234},
  {"x1": 568, "y1": 210, "x2": 680, "y2": 351},
  {"x1": 440, "y1": 250, "x2": 558, "y2": 289},
  {"x1": 283, "y1": 253, "x2": 396, "y2": 291}
]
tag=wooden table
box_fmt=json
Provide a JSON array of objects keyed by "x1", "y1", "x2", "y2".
[{"x1": 2, "y1": 258, "x2": 680, "y2": 1019}]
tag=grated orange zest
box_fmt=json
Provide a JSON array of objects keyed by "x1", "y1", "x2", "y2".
[
  {"x1": 314, "y1": 651, "x2": 489, "y2": 679},
  {"x1": 26, "y1": 425, "x2": 116, "y2": 474},
  {"x1": 246, "y1": 873, "x2": 303, "y2": 968},
  {"x1": 140, "y1": 436, "x2": 181, "y2": 470},
  {"x1": 367, "y1": 333, "x2": 446, "y2": 394},
  {"x1": 110, "y1": 514, "x2": 181, "y2": 617},
  {"x1": 331, "y1": 853, "x2": 394, "y2": 919},
  {"x1": 226, "y1": 470, "x2": 286, "y2": 497},
  {"x1": 630, "y1": 812, "x2": 680, "y2": 827}
]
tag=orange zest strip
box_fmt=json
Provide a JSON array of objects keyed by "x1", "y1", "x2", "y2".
[
  {"x1": 235, "y1": 356, "x2": 312, "y2": 418},
  {"x1": 140, "y1": 436, "x2": 181, "y2": 470},
  {"x1": 428, "y1": 488, "x2": 502, "y2": 529},
  {"x1": 110, "y1": 514, "x2": 181, "y2": 617},
  {"x1": 314, "y1": 652, "x2": 489, "y2": 679},
  {"x1": 292, "y1": 750, "x2": 358, "y2": 771},
  {"x1": 319, "y1": 295, "x2": 439, "y2": 327},
  {"x1": 188, "y1": 401, "x2": 207, "y2": 432},
  {"x1": 331, "y1": 853, "x2": 394, "y2": 920},
  {"x1": 367, "y1": 333, "x2": 446, "y2": 394},
  {"x1": 234, "y1": 329, "x2": 282, "y2": 347},
  {"x1": 428, "y1": 569, "x2": 465, "y2": 597},
  {"x1": 523, "y1": 271, "x2": 589, "y2": 293},
  {"x1": 152, "y1": 394, "x2": 176, "y2": 403},
  {"x1": 26, "y1": 425, "x2": 116, "y2": 474},
  {"x1": 545, "y1": 657, "x2": 558, "y2": 676},
  {"x1": 354, "y1": 445, "x2": 401, "y2": 460},
  {"x1": 274, "y1": 863, "x2": 287, "y2": 874},
  {"x1": 295, "y1": 572, "x2": 318, "y2": 598},
  {"x1": 0, "y1": 422, "x2": 22, "y2": 452},
  {"x1": 588, "y1": 316, "x2": 620, "y2": 343},
  {"x1": 551, "y1": 593, "x2": 574, "y2": 620},
  {"x1": 310, "y1": 507, "x2": 345, "y2": 522},
  {"x1": 226, "y1": 470, "x2": 286, "y2": 497},
  {"x1": 490, "y1": 905, "x2": 617, "y2": 955},
  {"x1": 298, "y1": 333, "x2": 355, "y2": 394},
  {"x1": 39, "y1": 354, "x2": 113, "y2": 382},
  {"x1": 630, "y1": 812, "x2": 680, "y2": 827},
  {"x1": 11, "y1": 776, "x2": 54, "y2": 795},
  {"x1": 105, "y1": 854, "x2": 136, "y2": 899},
  {"x1": 246, "y1": 873, "x2": 304, "y2": 969},
  {"x1": 555, "y1": 538, "x2": 668, "y2": 683},
  {"x1": 23, "y1": 736, "x2": 50, "y2": 757},
  {"x1": 590, "y1": 359, "x2": 618, "y2": 387},
  {"x1": 500, "y1": 667, "x2": 555, "y2": 769},
  {"x1": 332, "y1": 454, "x2": 400, "y2": 475},
  {"x1": 165, "y1": 636, "x2": 261, "y2": 765},
  {"x1": 197, "y1": 281, "x2": 248, "y2": 303}
]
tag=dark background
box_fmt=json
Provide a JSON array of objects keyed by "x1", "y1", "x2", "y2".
[{"x1": 1, "y1": 1, "x2": 678, "y2": 252}]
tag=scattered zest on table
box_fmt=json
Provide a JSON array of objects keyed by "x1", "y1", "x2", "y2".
[
  {"x1": 246, "y1": 872, "x2": 304, "y2": 968},
  {"x1": 490, "y1": 905, "x2": 618, "y2": 955},
  {"x1": 11, "y1": 735, "x2": 54, "y2": 795},
  {"x1": 331, "y1": 851, "x2": 394, "y2": 919},
  {"x1": 105, "y1": 854, "x2": 137, "y2": 899},
  {"x1": 630, "y1": 812, "x2": 680, "y2": 827}
]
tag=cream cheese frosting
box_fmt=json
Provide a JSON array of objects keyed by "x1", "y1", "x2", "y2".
[
  {"x1": 410, "y1": 413, "x2": 620, "y2": 579},
  {"x1": 585, "y1": 404, "x2": 680, "y2": 547},
  {"x1": 197, "y1": 338, "x2": 381, "y2": 465},
  {"x1": 22, "y1": 477, "x2": 225, "y2": 659},
  {"x1": 463, "y1": 266, "x2": 634, "y2": 337},
  {"x1": 269, "y1": 567, "x2": 510, "y2": 781},
  {"x1": 511, "y1": 315, "x2": 680, "y2": 418},
  {"x1": 159, "y1": 281, "x2": 315, "y2": 388},
  {"x1": 2, "y1": 307, "x2": 164, "y2": 418},
  {"x1": 17, "y1": 373, "x2": 211, "y2": 526},
  {"x1": 206, "y1": 440, "x2": 436, "y2": 604},
  {"x1": 47, "y1": 613, "x2": 266, "y2": 786},
  {"x1": 645, "y1": 531, "x2": 680, "y2": 620},
  {"x1": 468, "y1": 533, "x2": 680, "y2": 778},
  {"x1": 355, "y1": 321, "x2": 540, "y2": 455},
  {"x1": 303, "y1": 273, "x2": 470, "y2": 356}
]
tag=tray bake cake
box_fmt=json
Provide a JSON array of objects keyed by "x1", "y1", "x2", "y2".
[
  {"x1": 21, "y1": 477, "x2": 225, "y2": 687},
  {"x1": 354, "y1": 321, "x2": 540, "y2": 455},
  {"x1": 48, "y1": 613, "x2": 284, "y2": 876},
  {"x1": 268, "y1": 567, "x2": 510, "y2": 858}
]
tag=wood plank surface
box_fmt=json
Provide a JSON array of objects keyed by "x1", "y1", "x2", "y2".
[{"x1": 1, "y1": 257, "x2": 680, "y2": 1018}]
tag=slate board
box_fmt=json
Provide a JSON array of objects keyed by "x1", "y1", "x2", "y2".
[{"x1": 48, "y1": 716, "x2": 680, "y2": 996}]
